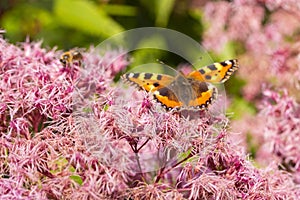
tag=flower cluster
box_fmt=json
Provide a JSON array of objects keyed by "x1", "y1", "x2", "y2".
[
  {"x1": 0, "y1": 36, "x2": 299, "y2": 199},
  {"x1": 198, "y1": 0, "x2": 300, "y2": 101},
  {"x1": 0, "y1": 37, "x2": 129, "y2": 199},
  {"x1": 256, "y1": 89, "x2": 300, "y2": 183},
  {"x1": 194, "y1": 0, "x2": 300, "y2": 194}
]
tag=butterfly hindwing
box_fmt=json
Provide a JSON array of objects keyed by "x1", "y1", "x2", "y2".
[
  {"x1": 153, "y1": 87, "x2": 183, "y2": 109},
  {"x1": 188, "y1": 80, "x2": 217, "y2": 109},
  {"x1": 187, "y1": 59, "x2": 238, "y2": 83}
]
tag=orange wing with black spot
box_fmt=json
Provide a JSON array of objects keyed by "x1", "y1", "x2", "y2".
[
  {"x1": 153, "y1": 87, "x2": 183, "y2": 109},
  {"x1": 121, "y1": 72, "x2": 174, "y2": 92},
  {"x1": 188, "y1": 81, "x2": 217, "y2": 109},
  {"x1": 187, "y1": 59, "x2": 239, "y2": 83}
]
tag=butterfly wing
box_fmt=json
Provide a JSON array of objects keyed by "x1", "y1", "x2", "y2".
[
  {"x1": 154, "y1": 75, "x2": 216, "y2": 110},
  {"x1": 122, "y1": 72, "x2": 174, "y2": 92},
  {"x1": 153, "y1": 87, "x2": 183, "y2": 110},
  {"x1": 187, "y1": 59, "x2": 239, "y2": 83},
  {"x1": 188, "y1": 80, "x2": 217, "y2": 110}
]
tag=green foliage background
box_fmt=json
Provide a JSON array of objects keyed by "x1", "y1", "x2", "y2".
[
  {"x1": 1, "y1": 0, "x2": 213, "y2": 69},
  {"x1": 0, "y1": 0, "x2": 202, "y2": 49}
]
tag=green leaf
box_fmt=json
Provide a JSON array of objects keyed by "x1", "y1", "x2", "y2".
[
  {"x1": 50, "y1": 157, "x2": 69, "y2": 174},
  {"x1": 130, "y1": 34, "x2": 168, "y2": 73},
  {"x1": 103, "y1": 104, "x2": 109, "y2": 111},
  {"x1": 155, "y1": 0, "x2": 175, "y2": 27},
  {"x1": 82, "y1": 107, "x2": 93, "y2": 113},
  {"x1": 54, "y1": 0, "x2": 124, "y2": 38},
  {"x1": 178, "y1": 149, "x2": 197, "y2": 164},
  {"x1": 246, "y1": 132, "x2": 259, "y2": 159},
  {"x1": 70, "y1": 175, "x2": 83, "y2": 185},
  {"x1": 101, "y1": 4, "x2": 137, "y2": 16},
  {"x1": 188, "y1": 8, "x2": 203, "y2": 22},
  {"x1": 178, "y1": 149, "x2": 191, "y2": 160},
  {"x1": 1, "y1": 4, "x2": 53, "y2": 42},
  {"x1": 218, "y1": 41, "x2": 236, "y2": 60},
  {"x1": 69, "y1": 165, "x2": 76, "y2": 173}
]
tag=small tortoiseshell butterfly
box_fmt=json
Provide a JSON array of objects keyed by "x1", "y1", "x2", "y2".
[{"x1": 122, "y1": 59, "x2": 239, "y2": 110}]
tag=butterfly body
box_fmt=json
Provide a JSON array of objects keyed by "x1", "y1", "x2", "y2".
[{"x1": 122, "y1": 59, "x2": 238, "y2": 110}]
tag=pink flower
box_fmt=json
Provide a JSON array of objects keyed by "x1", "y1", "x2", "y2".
[{"x1": 270, "y1": 48, "x2": 290, "y2": 74}]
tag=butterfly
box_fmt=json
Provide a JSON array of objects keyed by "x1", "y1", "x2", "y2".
[{"x1": 122, "y1": 59, "x2": 239, "y2": 110}]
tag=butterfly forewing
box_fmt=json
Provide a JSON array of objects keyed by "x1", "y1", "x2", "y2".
[
  {"x1": 122, "y1": 72, "x2": 174, "y2": 92},
  {"x1": 187, "y1": 59, "x2": 239, "y2": 83}
]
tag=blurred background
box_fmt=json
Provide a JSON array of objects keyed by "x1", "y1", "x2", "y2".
[
  {"x1": 1, "y1": 0, "x2": 300, "y2": 166},
  {"x1": 0, "y1": 0, "x2": 203, "y2": 49}
]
